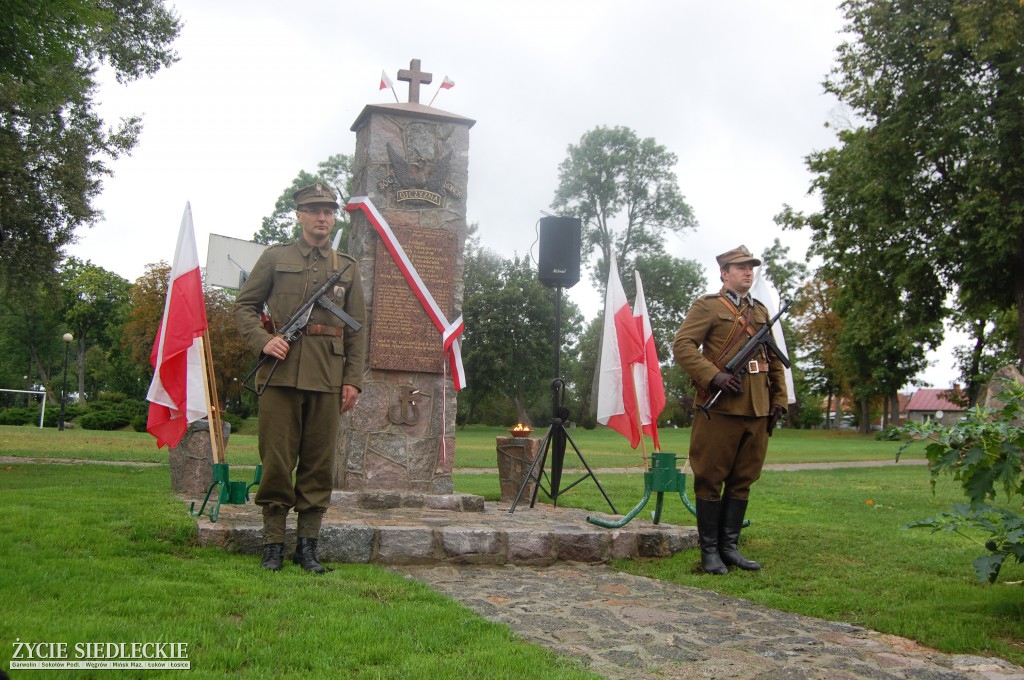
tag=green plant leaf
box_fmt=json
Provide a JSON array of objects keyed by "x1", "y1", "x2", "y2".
[{"x1": 973, "y1": 553, "x2": 1005, "y2": 585}]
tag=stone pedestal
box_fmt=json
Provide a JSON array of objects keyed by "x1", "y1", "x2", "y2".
[
  {"x1": 497, "y1": 436, "x2": 541, "y2": 502},
  {"x1": 337, "y1": 99, "x2": 475, "y2": 497},
  {"x1": 168, "y1": 420, "x2": 231, "y2": 497}
]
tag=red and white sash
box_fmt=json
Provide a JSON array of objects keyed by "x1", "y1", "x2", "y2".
[{"x1": 345, "y1": 197, "x2": 466, "y2": 390}]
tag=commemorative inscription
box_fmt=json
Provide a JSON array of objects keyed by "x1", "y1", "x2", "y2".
[{"x1": 369, "y1": 224, "x2": 456, "y2": 374}]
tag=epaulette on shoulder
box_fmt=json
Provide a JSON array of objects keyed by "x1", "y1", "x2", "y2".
[{"x1": 334, "y1": 251, "x2": 356, "y2": 263}]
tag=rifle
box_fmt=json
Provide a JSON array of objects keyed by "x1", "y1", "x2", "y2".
[
  {"x1": 241, "y1": 264, "x2": 362, "y2": 396},
  {"x1": 697, "y1": 299, "x2": 791, "y2": 420}
]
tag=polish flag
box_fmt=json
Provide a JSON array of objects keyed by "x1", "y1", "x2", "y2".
[
  {"x1": 596, "y1": 252, "x2": 644, "y2": 448},
  {"x1": 146, "y1": 204, "x2": 209, "y2": 448},
  {"x1": 440, "y1": 76, "x2": 455, "y2": 89},
  {"x1": 380, "y1": 70, "x2": 394, "y2": 91},
  {"x1": 632, "y1": 271, "x2": 666, "y2": 449}
]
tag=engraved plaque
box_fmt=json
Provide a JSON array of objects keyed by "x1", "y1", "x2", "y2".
[{"x1": 370, "y1": 225, "x2": 456, "y2": 373}]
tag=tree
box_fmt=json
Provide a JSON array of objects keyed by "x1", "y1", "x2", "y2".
[
  {"x1": 254, "y1": 154, "x2": 354, "y2": 245},
  {"x1": 460, "y1": 251, "x2": 582, "y2": 426},
  {"x1": 0, "y1": 0, "x2": 181, "y2": 292},
  {"x1": 58, "y1": 258, "x2": 132, "y2": 405},
  {"x1": 122, "y1": 262, "x2": 251, "y2": 413},
  {"x1": 551, "y1": 126, "x2": 698, "y2": 286},
  {"x1": 0, "y1": 278, "x2": 66, "y2": 402},
  {"x1": 821, "y1": 0, "x2": 1024, "y2": 368}
]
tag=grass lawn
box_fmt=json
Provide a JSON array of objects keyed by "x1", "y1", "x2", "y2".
[
  {"x1": 2, "y1": 425, "x2": 1020, "y2": 674},
  {"x1": 0, "y1": 422, "x2": 923, "y2": 469}
]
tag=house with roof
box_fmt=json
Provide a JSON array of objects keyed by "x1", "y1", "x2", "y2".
[{"x1": 904, "y1": 388, "x2": 966, "y2": 426}]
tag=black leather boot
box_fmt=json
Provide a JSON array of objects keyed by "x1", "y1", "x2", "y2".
[
  {"x1": 260, "y1": 543, "x2": 284, "y2": 571},
  {"x1": 695, "y1": 498, "x2": 728, "y2": 575},
  {"x1": 719, "y1": 497, "x2": 761, "y2": 571},
  {"x1": 293, "y1": 537, "x2": 326, "y2": 574}
]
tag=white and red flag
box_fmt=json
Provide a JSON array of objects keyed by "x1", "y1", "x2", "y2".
[
  {"x1": 751, "y1": 269, "x2": 796, "y2": 404},
  {"x1": 596, "y1": 252, "x2": 644, "y2": 448},
  {"x1": 632, "y1": 271, "x2": 666, "y2": 449},
  {"x1": 440, "y1": 76, "x2": 455, "y2": 89},
  {"x1": 146, "y1": 203, "x2": 209, "y2": 448},
  {"x1": 379, "y1": 70, "x2": 394, "y2": 91}
]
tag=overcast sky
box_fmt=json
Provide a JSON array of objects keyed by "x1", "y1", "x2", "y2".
[{"x1": 73, "y1": 0, "x2": 963, "y2": 389}]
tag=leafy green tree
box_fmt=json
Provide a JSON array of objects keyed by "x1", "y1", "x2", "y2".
[
  {"x1": 58, "y1": 258, "x2": 132, "y2": 404},
  {"x1": 460, "y1": 251, "x2": 582, "y2": 426},
  {"x1": 254, "y1": 154, "x2": 354, "y2": 245},
  {"x1": 951, "y1": 304, "x2": 1019, "y2": 406},
  {"x1": 0, "y1": 278, "x2": 66, "y2": 402},
  {"x1": 820, "y1": 0, "x2": 1024, "y2": 367},
  {"x1": 0, "y1": 0, "x2": 181, "y2": 292},
  {"x1": 551, "y1": 126, "x2": 698, "y2": 285}
]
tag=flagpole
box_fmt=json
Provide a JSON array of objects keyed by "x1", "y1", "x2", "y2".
[
  {"x1": 199, "y1": 331, "x2": 225, "y2": 464},
  {"x1": 427, "y1": 87, "x2": 441, "y2": 107},
  {"x1": 630, "y1": 373, "x2": 650, "y2": 470},
  {"x1": 389, "y1": 84, "x2": 399, "y2": 103}
]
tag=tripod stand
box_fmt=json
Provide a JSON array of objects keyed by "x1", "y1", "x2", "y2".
[{"x1": 508, "y1": 284, "x2": 617, "y2": 514}]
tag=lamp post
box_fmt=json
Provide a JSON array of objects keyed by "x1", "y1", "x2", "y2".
[{"x1": 59, "y1": 333, "x2": 73, "y2": 431}]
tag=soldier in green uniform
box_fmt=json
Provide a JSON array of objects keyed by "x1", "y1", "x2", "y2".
[
  {"x1": 672, "y1": 245, "x2": 787, "y2": 575},
  {"x1": 232, "y1": 182, "x2": 367, "y2": 573}
]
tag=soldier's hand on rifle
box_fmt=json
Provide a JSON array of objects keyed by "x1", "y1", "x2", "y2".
[
  {"x1": 767, "y1": 404, "x2": 784, "y2": 436},
  {"x1": 262, "y1": 336, "x2": 289, "y2": 361},
  {"x1": 711, "y1": 371, "x2": 743, "y2": 394}
]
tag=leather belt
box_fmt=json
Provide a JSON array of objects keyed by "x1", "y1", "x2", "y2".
[
  {"x1": 305, "y1": 324, "x2": 345, "y2": 337},
  {"x1": 747, "y1": 360, "x2": 769, "y2": 374}
]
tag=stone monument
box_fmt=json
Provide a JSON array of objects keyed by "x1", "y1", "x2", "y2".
[{"x1": 337, "y1": 60, "x2": 476, "y2": 501}]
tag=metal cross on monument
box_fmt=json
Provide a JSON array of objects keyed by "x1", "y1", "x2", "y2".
[{"x1": 398, "y1": 58, "x2": 432, "y2": 104}]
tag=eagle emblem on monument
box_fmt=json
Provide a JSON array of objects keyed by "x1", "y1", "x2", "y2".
[{"x1": 385, "y1": 142, "x2": 454, "y2": 207}]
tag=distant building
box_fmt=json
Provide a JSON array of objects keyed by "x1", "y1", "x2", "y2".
[{"x1": 904, "y1": 388, "x2": 966, "y2": 426}]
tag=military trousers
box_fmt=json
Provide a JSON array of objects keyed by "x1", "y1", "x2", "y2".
[
  {"x1": 255, "y1": 386, "x2": 341, "y2": 540},
  {"x1": 688, "y1": 411, "x2": 769, "y2": 501}
]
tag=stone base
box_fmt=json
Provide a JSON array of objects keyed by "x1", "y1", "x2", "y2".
[
  {"x1": 195, "y1": 500, "x2": 697, "y2": 566},
  {"x1": 496, "y1": 436, "x2": 540, "y2": 502},
  {"x1": 168, "y1": 420, "x2": 231, "y2": 497},
  {"x1": 331, "y1": 490, "x2": 484, "y2": 512}
]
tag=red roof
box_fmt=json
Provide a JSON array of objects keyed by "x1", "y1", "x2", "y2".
[{"x1": 905, "y1": 389, "x2": 963, "y2": 413}]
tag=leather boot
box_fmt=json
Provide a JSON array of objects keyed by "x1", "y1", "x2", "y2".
[
  {"x1": 260, "y1": 543, "x2": 284, "y2": 571},
  {"x1": 293, "y1": 537, "x2": 326, "y2": 574},
  {"x1": 719, "y1": 497, "x2": 761, "y2": 571},
  {"x1": 695, "y1": 498, "x2": 728, "y2": 575}
]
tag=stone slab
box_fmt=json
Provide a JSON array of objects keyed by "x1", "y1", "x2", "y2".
[{"x1": 194, "y1": 500, "x2": 696, "y2": 566}]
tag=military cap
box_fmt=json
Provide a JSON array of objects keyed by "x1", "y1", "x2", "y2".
[
  {"x1": 716, "y1": 245, "x2": 761, "y2": 268},
  {"x1": 293, "y1": 182, "x2": 339, "y2": 208}
]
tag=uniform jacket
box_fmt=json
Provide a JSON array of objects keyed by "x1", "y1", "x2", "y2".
[
  {"x1": 232, "y1": 239, "x2": 367, "y2": 393},
  {"x1": 672, "y1": 287, "x2": 788, "y2": 417}
]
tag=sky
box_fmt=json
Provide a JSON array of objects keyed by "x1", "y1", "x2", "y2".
[{"x1": 73, "y1": 0, "x2": 964, "y2": 389}]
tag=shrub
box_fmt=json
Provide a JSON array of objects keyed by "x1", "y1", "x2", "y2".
[
  {"x1": 0, "y1": 407, "x2": 35, "y2": 426},
  {"x1": 131, "y1": 414, "x2": 148, "y2": 432},
  {"x1": 897, "y1": 380, "x2": 1024, "y2": 583},
  {"x1": 221, "y1": 412, "x2": 242, "y2": 434},
  {"x1": 78, "y1": 411, "x2": 131, "y2": 431}
]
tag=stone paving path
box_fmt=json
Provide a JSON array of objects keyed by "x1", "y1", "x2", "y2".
[{"x1": 397, "y1": 563, "x2": 1024, "y2": 680}]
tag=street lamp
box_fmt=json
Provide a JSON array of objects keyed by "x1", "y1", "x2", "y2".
[{"x1": 59, "y1": 332, "x2": 73, "y2": 431}]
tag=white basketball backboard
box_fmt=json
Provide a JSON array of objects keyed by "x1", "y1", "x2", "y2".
[{"x1": 205, "y1": 234, "x2": 269, "y2": 289}]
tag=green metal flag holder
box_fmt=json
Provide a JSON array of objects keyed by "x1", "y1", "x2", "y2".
[
  {"x1": 188, "y1": 463, "x2": 263, "y2": 523},
  {"x1": 586, "y1": 452, "x2": 697, "y2": 528}
]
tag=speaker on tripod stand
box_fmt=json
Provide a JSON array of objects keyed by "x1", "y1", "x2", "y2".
[{"x1": 509, "y1": 216, "x2": 616, "y2": 514}]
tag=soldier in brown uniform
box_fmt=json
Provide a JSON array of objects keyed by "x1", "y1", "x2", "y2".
[
  {"x1": 672, "y1": 245, "x2": 787, "y2": 575},
  {"x1": 232, "y1": 182, "x2": 367, "y2": 573}
]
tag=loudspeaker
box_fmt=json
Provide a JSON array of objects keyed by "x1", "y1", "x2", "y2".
[{"x1": 537, "y1": 216, "x2": 581, "y2": 289}]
